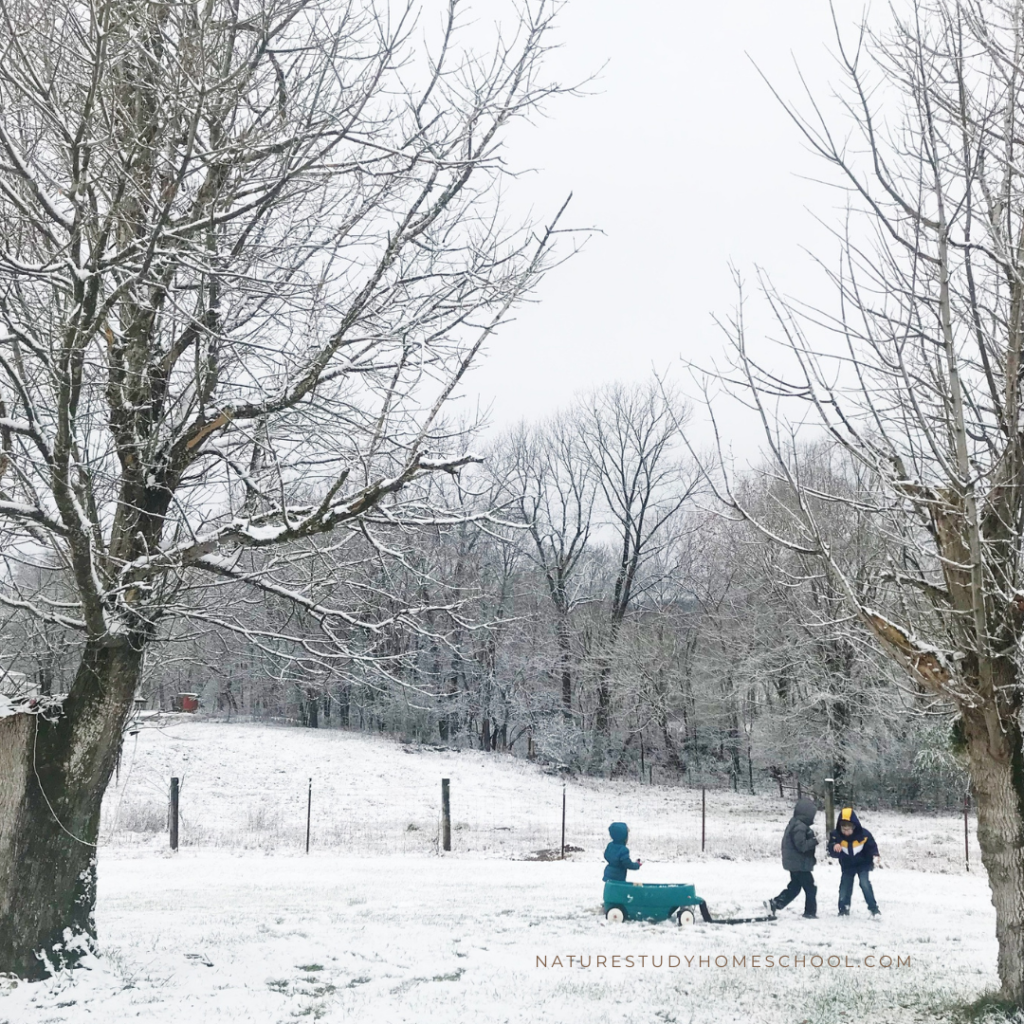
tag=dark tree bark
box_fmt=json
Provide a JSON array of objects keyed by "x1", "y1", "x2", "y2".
[
  {"x1": 0, "y1": 642, "x2": 142, "y2": 980},
  {"x1": 960, "y1": 664, "x2": 1024, "y2": 996}
]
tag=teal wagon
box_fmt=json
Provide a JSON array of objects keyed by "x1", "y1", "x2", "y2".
[{"x1": 603, "y1": 881, "x2": 704, "y2": 926}]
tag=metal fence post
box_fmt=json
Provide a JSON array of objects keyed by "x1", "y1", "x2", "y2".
[
  {"x1": 441, "y1": 778, "x2": 451, "y2": 852},
  {"x1": 305, "y1": 777, "x2": 312, "y2": 854},
  {"x1": 169, "y1": 777, "x2": 179, "y2": 852},
  {"x1": 701, "y1": 787, "x2": 706, "y2": 853},
  {"x1": 964, "y1": 793, "x2": 970, "y2": 872},
  {"x1": 561, "y1": 784, "x2": 566, "y2": 860}
]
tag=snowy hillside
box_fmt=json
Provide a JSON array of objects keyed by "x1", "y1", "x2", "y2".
[
  {"x1": 99, "y1": 719, "x2": 981, "y2": 872},
  {"x1": 0, "y1": 721, "x2": 1002, "y2": 1024}
]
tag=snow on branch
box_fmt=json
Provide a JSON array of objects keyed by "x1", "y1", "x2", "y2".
[
  {"x1": 0, "y1": 693, "x2": 65, "y2": 720},
  {"x1": 0, "y1": 500, "x2": 68, "y2": 536},
  {"x1": 119, "y1": 453, "x2": 483, "y2": 582},
  {"x1": 860, "y1": 607, "x2": 952, "y2": 691},
  {"x1": 0, "y1": 590, "x2": 87, "y2": 631}
]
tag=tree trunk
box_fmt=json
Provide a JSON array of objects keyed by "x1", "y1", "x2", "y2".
[
  {"x1": 37, "y1": 660, "x2": 53, "y2": 697},
  {"x1": 0, "y1": 641, "x2": 142, "y2": 980},
  {"x1": 962, "y1": 699, "x2": 1024, "y2": 1005},
  {"x1": 727, "y1": 688, "x2": 741, "y2": 791},
  {"x1": 826, "y1": 684, "x2": 850, "y2": 797},
  {"x1": 305, "y1": 689, "x2": 319, "y2": 729},
  {"x1": 660, "y1": 718, "x2": 684, "y2": 773},
  {"x1": 557, "y1": 615, "x2": 573, "y2": 718},
  {"x1": 217, "y1": 678, "x2": 239, "y2": 715},
  {"x1": 590, "y1": 606, "x2": 627, "y2": 740},
  {"x1": 594, "y1": 678, "x2": 611, "y2": 735},
  {"x1": 610, "y1": 731, "x2": 636, "y2": 777},
  {"x1": 445, "y1": 674, "x2": 459, "y2": 742}
]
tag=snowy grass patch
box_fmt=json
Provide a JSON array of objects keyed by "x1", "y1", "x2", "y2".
[
  {"x1": 1, "y1": 852, "x2": 997, "y2": 1024},
  {"x1": 0, "y1": 721, "x2": 1000, "y2": 1023}
]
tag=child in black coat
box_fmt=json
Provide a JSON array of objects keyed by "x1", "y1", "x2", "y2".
[{"x1": 768, "y1": 797, "x2": 819, "y2": 918}]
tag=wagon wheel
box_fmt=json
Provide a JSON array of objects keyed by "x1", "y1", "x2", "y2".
[
  {"x1": 606, "y1": 905, "x2": 626, "y2": 923},
  {"x1": 676, "y1": 909, "x2": 695, "y2": 926}
]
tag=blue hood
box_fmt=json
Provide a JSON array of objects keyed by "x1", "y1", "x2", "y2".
[{"x1": 608, "y1": 822, "x2": 629, "y2": 843}]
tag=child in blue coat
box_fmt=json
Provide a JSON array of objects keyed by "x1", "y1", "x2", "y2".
[
  {"x1": 603, "y1": 822, "x2": 642, "y2": 881},
  {"x1": 828, "y1": 807, "x2": 881, "y2": 916}
]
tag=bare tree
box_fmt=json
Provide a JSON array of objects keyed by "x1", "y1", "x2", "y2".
[
  {"x1": 0, "y1": 0, "x2": 573, "y2": 977},
  {"x1": 579, "y1": 380, "x2": 701, "y2": 738},
  {"x1": 706, "y1": 0, "x2": 1024, "y2": 1003},
  {"x1": 492, "y1": 414, "x2": 596, "y2": 716},
  {"x1": 735, "y1": 446, "x2": 891, "y2": 793}
]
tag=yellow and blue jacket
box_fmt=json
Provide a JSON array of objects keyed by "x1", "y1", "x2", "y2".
[{"x1": 827, "y1": 807, "x2": 879, "y2": 871}]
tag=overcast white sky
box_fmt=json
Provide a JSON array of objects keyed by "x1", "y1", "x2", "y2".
[{"x1": 460, "y1": 0, "x2": 859, "y2": 445}]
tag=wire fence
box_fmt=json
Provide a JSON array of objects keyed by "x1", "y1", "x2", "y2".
[{"x1": 99, "y1": 724, "x2": 981, "y2": 876}]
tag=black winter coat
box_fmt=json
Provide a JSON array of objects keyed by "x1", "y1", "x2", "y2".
[{"x1": 781, "y1": 797, "x2": 818, "y2": 872}]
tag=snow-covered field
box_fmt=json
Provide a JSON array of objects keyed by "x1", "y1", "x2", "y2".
[{"x1": 0, "y1": 721, "x2": 1005, "y2": 1023}]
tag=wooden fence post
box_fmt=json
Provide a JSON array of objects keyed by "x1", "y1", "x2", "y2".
[
  {"x1": 441, "y1": 778, "x2": 451, "y2": 852},
  {"x1": 169, "y1": 776, "x2": 179, "y2": 852}
]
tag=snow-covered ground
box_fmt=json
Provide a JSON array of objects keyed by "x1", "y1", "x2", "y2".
[{"x1": 0, "y1": 721, "x2": 1004, "y2": 1023}]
